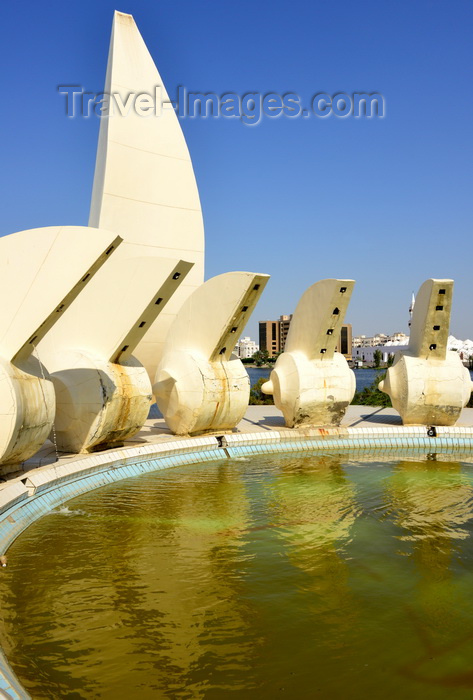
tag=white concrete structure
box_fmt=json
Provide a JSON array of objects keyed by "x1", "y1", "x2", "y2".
[
  {"x1": 262, "y1": 279, "x2": 356, "y2": 427},
  {"x1": 0, "y1": 226, "x2": 122, "y2": 470},
  {"x1": 235, "y1": 337, "x2": 258, "y2": 359},
  {"x1": 89, "y1": 11, "x2": 205, "y2": 381},
  {"x1": 379, "y1": 279, "x2": 473, "y2": 425},
  {"x1": 39, "y1": 251, "x2": 193, "y2": 453},
  {"x1": 154, "y1": 272, "x2": 269, "y2": 435}
]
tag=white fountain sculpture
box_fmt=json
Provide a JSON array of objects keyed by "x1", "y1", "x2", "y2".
[
  {"x1": 38, "y1": 251, "x2": 193, "y2": 453},
  {"x1": 154, "y1": 272, "x2": 269, "y2": 434},
  {"x1": 262, "y1": 279, "x2": 356, "y2": 427},
  {"x1": 0, "y1": 226, "x2": 122, "y2": 470},
  {"x1": 379, "y1": 279, "x2": 473, "y2": 425}
]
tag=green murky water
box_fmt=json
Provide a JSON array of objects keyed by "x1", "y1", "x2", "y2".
[{"x1": 2, "y1": 451, "x2": 473, "y2": 699}]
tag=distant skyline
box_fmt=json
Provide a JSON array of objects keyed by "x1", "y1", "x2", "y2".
[{"x1": 1, "y1": 0, "x2": 472, "y2": 341}]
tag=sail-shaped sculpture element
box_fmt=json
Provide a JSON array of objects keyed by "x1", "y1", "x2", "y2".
[
  {"x1": 89, "y1": 11, "x2": 205, "y2": 381},
  {"x1": 38, "y1": 249, "x2": 193, "y2": 453},
  {"x1": 154, "y1": 272, "x2": 269, "y2": 435},
  {"x1": 379, "y1": 279, "x2": 473, "y2": 425},
  {"x1": 0, "y1": 226, "x2": 122, "y2": 470},
  {"x1": 262, "y1": 279, "x2": 356, "y2": 427}
]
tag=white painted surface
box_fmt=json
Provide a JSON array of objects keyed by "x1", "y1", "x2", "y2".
[
  {"x1": 263, "y1": 279, "x2": 356, "y2": 427},
  {"x1": 154, "y1": 272, "x2": 269, "y2": 434},
  {"x1": 89, "y1": 11, "x2": 205, "y2": 380},
  {"x1": 379, "y1": 279, "x2": 473, "y2": 425},
  {"x1": 39, "y1": 253, "x2": 193, "y2": 453},
  {"x1": 0, "y1": 226, "x2": 122, "y2": 469}
]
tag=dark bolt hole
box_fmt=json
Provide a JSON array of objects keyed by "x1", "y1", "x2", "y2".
[
  {"x1": 340, "y1": 287, "x2": 347, "y2": 293},
  {"x1": 433, "y1": 325, "x2": 440, "y2": 331},
  {"x1": 155, "y1": 297, "x2": 163, "y2": 305},
  {"x1": 429, "y1": 343, "x2": 437, "y2": 350},
  {"x1": 121, "y1": 345, "x2": 129, "y2": 353},
  {"x1": 139, "y1": 321, "x2": 146, "y2": 328},
  {"x1": 242, "y1": 306, "x2": 248, "y2": 312},
  {"x1": 220, "y1": 347, "x2": 226, "y2": 354},
  {"x1": 253, "y1": 284, "x2": 260, "y2": 290},
  {"x1": 172, "y1": 272, "x2": 181, "y2": 280},
  {"x1": 320, "y1": 348, "x2": 327, "y2": 354},
  {"x1": 439, "y1": 289, "x2": 446, "y2": 294},
  {"x1": 231, "y1": 327, "x2": 237, "y2": 333},
  {"x1": 105, "y1": 246, "x2": 114, "y2": 255},
  {"x1": 436, "y1": 305, "x2": 444, "y2": 311},
  {"x1": 332, "y1": 308, "x2": 340, "y2": 315},
  {"x1": 326, "y1": 329, "x2": 333, "y2": 335},
  {"x1": 82, "y1": 273, "x2": 90, "y2": 282}
]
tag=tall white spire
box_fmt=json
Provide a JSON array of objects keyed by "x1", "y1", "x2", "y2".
[{"x1": 89, "y1": 12, "x2": 205, "y2": 381}]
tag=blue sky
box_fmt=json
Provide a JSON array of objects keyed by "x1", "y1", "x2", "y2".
[{"x1": 1, "y1": 0, "x2": 472, "y2": 341}]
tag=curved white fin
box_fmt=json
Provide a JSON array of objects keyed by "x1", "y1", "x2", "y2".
[
  {"x1": 408, "y1": 279, "x2": 453, "y2": 361},
  {"x1": 161, "y1": 272, "x2": 269, "y2": 364},
  {"x1": 285, "y1": 279, "x2": 355, "y2": 360},
  {"x1": 39, "y1": 249, "x2": 193, "y2": 363},
  {"x1": 0, "y1": 226, "x2": 122, "y2": 363}
]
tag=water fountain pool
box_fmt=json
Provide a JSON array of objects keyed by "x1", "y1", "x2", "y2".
[{"x1": 2, "y1": 446, "x2": 473, "y2": 699}]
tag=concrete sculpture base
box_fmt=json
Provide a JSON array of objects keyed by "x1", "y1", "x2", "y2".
[
  {"x1": 0, "y1": 356, "x2": 55, "y2": 471},
  {"x1": 265, "y1": 351, "x2": 356, "y2": 428},
  {"x1": 379, "y1": 279, "x2": 473, "y2": 426},
  {"x1": 379, "y1": 353, "x2": 472, "y2": 426},
  {"x1": 0, "y1": 226, "x2": 122, "y2": 470},
  {"x1": 155, "y1": 351, "x2": 250, "y2": 435},
  {"x1": 263, "y1": 279, "x2": 356, "y2": 427},
  {"x1": 47, "y1": 351, "x2": 152, "y2": 453},
  {"x1": 154, "y1": 272, "x2": 269, "y2": 435}
]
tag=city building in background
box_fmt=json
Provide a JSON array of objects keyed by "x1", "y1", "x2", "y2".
[
  {"x1": 353, "y1": 332, "x2": 409, "y2": 348},
  {"x1": 235, "y1": 336, "x2": 259, "y2": 359},
  {"x1": 353, "y1": 334, "x2": 473, "y2": 365},
  {"x1": 336, "y1": 323, "x2": 352, "y2": 360},
  {"x1": 259, "y1": 316, "x2": 352, "y2": 360},
  {"x1": 259, "y1": 319, "x2": 282, "y2": 357}
]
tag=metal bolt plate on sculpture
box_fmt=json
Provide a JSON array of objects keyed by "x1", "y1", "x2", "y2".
[
  {"x1": 262, "y1": 279, "x2": 356, "y2": 427},
  {"x1": 0, "y1": 226, "x2": 122, "y2": 470},
  {"x1": 379, "y1": 279, "x2": 473, "y2": 425},
  {"x1": 154, "y1": 272, "x2": 269, "y2": 435},
  {"x1": 38, "y1": 249, "x2": 193, "y2": 453},
  {"x1": 89, "y1": 11, "x2": 205, "y2": 382}
]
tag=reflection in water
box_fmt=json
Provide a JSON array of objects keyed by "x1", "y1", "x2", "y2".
[
  {"x1": 268, "y1": 455, "x2": 360, "y2": 640},
  {"x1": 387, "y1": 460, "x2": 473, "y2": 689},
  {"x1": 1, "y1": 452, "x2": 473, "y2": 699}
]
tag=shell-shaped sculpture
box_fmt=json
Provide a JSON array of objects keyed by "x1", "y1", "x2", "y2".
[
  {"x1": 89, "y1": 11, "x2": 205, "y2": 381},
  {"x1": 262, "y1": 279, "x2": 356, "y2": 427},
  {"x1": 154, "y1": 272, "x2": 269, "y2": 435},
  {"x1": 379, "y1": 279, "x2": 473, "y2": 425},
  {"x1": 0, "y1": 226, "x2": 122, "y2": 469},
  {"x1": 38, "y1": 250, "x2": 193, "y2": 453}
]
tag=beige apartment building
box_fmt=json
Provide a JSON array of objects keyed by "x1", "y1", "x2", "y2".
[{"x1": 259, "y1": 316, "x2": 352, "y2": 360}]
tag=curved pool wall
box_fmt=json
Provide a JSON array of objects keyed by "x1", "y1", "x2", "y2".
[{"x1": 1, "y1": 424, "x2": 473, "y2": 699}]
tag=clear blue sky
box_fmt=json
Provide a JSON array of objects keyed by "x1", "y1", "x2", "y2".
[{"x1": 1, "y1": 0, "x2": 472, "y2": 341}]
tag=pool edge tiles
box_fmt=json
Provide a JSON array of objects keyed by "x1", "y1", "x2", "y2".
[
  {"x1": 0, "y1": 648, "x2": 24, "y2": 700},
  {"x1": 0, "y1": 427, "x2": 473, "y2": 699}
]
